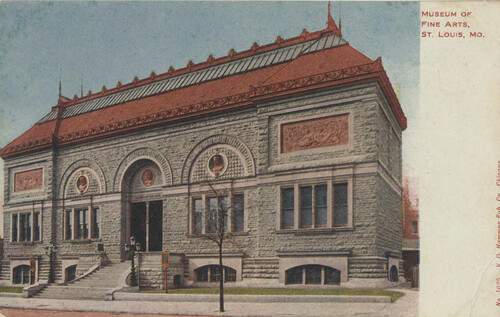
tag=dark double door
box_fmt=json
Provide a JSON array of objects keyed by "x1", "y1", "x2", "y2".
[{"x1": 131, "y1": 200, "x2": 163, "y2": 252}]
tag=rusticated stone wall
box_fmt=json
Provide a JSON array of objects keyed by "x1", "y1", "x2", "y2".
[{"x1": 1, "y1": 83, "x2": 404, "y2": 287}]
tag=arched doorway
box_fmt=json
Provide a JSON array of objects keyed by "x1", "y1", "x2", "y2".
[
  {"x1": 122, "y1": 159, "x2": 163, "y2": 252},
  {"x1": 65, "y1": 265, "x2": 77, "y2": 282},
  {"x1": 390, "y1": 265, "x2": 399, "y2": 282}
]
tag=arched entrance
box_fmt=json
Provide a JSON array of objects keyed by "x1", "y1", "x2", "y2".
[
  {"x1": 130, "y1": 200, "x2": 163, "y2": 251},
  {"x1": 65, "y1": 265, "x2": 77, "y2": 282},
  {"x1": 122, "y1": 159, "x2": 163, "y2": 253},
  {"x1": 390, "y1": 265, "x2": 399, "y2": 282}
]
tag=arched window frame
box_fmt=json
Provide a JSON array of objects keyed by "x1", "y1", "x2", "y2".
[
  {"x1": 285, "y1": 265, "x2": 341, "y2": 285},
  {"x1": 13, "y1": 265, "x2": 33, "y2": 285},
  {"x1": 194, "y1": 265, "x2": 237, "y2": 283}
]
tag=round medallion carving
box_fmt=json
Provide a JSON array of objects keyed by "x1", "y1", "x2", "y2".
[
  {"x1": 142, "y1": 169, "x2": 154, "y2": 187},
  {"x1": 207, "y1": 153, "x2": 227, "y2": 177},
  {"x1": 76, "y1": 175, "x2": 89, "y2": 194}
]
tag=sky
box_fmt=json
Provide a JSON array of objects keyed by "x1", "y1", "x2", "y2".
[{"x1": 0, "y1": 1, "x2": 420, "y2": 204}]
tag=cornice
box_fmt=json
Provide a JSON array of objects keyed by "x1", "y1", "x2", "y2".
[{"x1": 0, "y1": 60, "x2": 407, "y2": 159}]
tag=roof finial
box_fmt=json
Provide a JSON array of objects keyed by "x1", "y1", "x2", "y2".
[
  {"x1": 58, "y1": 70, "x2": 62, "y2": 98},
  {"x1": 326, "y1": 1, "x2": 342, "y2": 36},
  {"x1": 338, "y1": 1, "x2": 342, "y2": 33},
  {"x1": 80, "y1": 78, "x2": 83, "y2": 98}
]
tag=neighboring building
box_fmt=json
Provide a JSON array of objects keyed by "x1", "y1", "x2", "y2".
[
  {"x1": 402, "y1": 177, "x2": 419, "y2": 288},
  {"x1": 0, "y1": 10, "x2": 407, "y2": 289}
]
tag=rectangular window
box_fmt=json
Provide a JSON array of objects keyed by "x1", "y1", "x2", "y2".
[
  {"x1": 20, "y1": 214, "x2": 27, "y2": 241},
  {"x1": 14, "y1": 212, "x2": 38, "y2": 242},
  {"x1": 192, "y1": 194, "x2": 243, "y2": 234},
  {"x1": 66, "y1": 207, "x2": 96, "y2": 240},
  {"x1": 33, "y1": 212, "x2": 40, "y2": 241},
  {"x1": 314, "y1": 185, "x2": 327, "y2": 227},
  {"x1": 208, "y1": 197, "x2": 217, "y2": 233},
  {"x1": 92, "y1": 208, "x2": 100, "y2": 238},
  {"x1": 299, "y1": 186, "x2": 313, "y2": 228},
  {"x1": 233, "y1": 194, "x2": 244, "y2": 231},
  {"x1": 305, "y1": 265, "x2": 322, "y2": 284},
  {"x1": 82, "y1": 209, "x2": 89, "y2": 238},
  {"x1": 334, "y1": 183, "x2": 348, "y2": 226},
  {"x1": 281, "y1": 188, "x2": 294, "y2": 229},
  {"x1": 74, "y1": 209, "x2": 89, "y2": 239},
  {"x1": 280, "y1": 181, "x2": 351, "y2": 231},
  {"x1": 12, "y1": 214, "x2": 18, "y2": 242},
  {"x1": 412, "y1": 221, "x2": 418, "y2": 234},
  {"x1": 65, "y1": 210, "x2": 73, "y2": 240},
  {"x1": 220, "y1": 196, "x2": 228, "y2": 231},
  {"x1": 26, "y1": 214, "x2": 32, "y2": 241},
  {"x1": 210, "y1": 266, "x2": 221, "y2": 282},
  {"x1": 207, "y1": 197, "x2": 228, "y2": 233},
  {"x1": 75, "y1": 210, "x2": 82, "y2": 239},
  {"x1": 193, "y1": 199, "x2": 203, "y2": 234}
]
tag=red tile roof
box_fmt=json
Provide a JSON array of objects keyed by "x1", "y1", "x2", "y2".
[{"x1": 0, "y1": 25, "x2": 407, "y2": 159}]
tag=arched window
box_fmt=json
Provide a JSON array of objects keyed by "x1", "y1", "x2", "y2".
[
  {"x1": 13, "y1": 265, "x2": 31, "y2": 285},
  {"x1": 65, "y1": 265, "x2": 77, "y2": 282},
  {"x1": 195, "y1": 265, "x2": 236, "y2": 282},
  {"x1": 390, "y1": 265, "x2": 399, "y2": 282},
  {"x1": 285, "y1": 265, "x2": 341, "y2": 285}
]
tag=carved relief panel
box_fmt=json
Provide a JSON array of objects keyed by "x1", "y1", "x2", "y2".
[
  {"x1": 65, "y1": 168, "x2": 101, "y2": 198},
  {"x1": 130, "y1": 163, "x2": 162, "y2": 191},
  {"x1": 280, "y1": 114, "x2": 349, "y2": 153},
  {"x1": 14, "y1": 168, "x2": 43, "y2": 192},
  {"x1": 190, "y1": 145, "x2": 246, "y2": 183}
]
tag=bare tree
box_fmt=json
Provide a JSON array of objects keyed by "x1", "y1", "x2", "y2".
[{"x1": 200, "y1": 181, "x2": 242, "y2": 313}]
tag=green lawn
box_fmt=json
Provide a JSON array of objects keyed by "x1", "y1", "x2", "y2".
[
  {"x1": 0, "y1": 286, "x2": 23, "y2": 294},
  {"x1": 141, "y1": 287, "x2": 405, "y2": 302}
]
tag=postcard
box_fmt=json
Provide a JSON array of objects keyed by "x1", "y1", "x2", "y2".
[{"x1": 0, "y1": 1, "x2": 498, "y2": 317}]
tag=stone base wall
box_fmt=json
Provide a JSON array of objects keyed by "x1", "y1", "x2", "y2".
[
  {"x1": 349, "y1": 257, "x2": 388, "y2": 279},
  {"x1": 138, "y1": 252, "x2": 185, "y2": 289},
  {"x1": 242, "y1": 258, "x2": 279, "y2": 279}
]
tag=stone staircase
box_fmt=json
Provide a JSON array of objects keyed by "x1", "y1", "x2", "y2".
[
  {"x1": 37, "y1": 259, "x2": 51, "y2": 282},
  {"x1": 0, "y1": 260, "x2": 10, "y2": 284},
  {"x1": 35, "y1": 261, "x2": 129, "y2": 300},
  {"x1": 242, "y1": 258, "x2": 279, "y2": 279}
]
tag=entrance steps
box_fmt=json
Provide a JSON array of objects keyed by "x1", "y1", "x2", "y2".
[
  {"x1": 0, "y1": 260, "x2": 10, "y2": 284},
  {"x1": 34, "y1": 261, "x2": 130, "y2": 300}
]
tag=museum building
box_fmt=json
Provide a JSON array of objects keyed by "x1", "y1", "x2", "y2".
[{"x1": 0, "y1": 11, "x2": 407, "y2": 290}]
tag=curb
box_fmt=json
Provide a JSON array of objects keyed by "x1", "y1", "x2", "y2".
[
  {"x1": 0, "y1": 293, "x2": 22, "y2": 298},
  {"x1": 113, "y1": 293, "x2": 391, "y2": 303}
]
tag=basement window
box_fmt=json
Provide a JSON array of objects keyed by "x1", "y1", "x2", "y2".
[{"x1": 195, "y1": 265, "x2": 236, "y2": 283}]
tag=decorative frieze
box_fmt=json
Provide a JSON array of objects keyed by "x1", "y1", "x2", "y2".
[
  {"x1": 14, "y1": 168, "x2": 43, "y2": 192},
  {"x1": 281, "y1": 114, "x2": 349, "y2": 153}
]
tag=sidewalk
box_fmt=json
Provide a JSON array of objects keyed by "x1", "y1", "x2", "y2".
[{"x1": 0, "y1": 289, "x2": 418, "y2": 317}]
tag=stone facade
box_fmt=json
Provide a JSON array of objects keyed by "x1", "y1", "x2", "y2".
[{"x1": 1, "y1": 82, "x2": 405, "y2": 288}]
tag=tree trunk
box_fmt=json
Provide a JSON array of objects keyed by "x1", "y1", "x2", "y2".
[{"x1": 219, "y1": 241, "x2": 224, "y2": 312}]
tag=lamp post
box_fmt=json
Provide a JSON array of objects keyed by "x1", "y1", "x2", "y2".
[{"x1": 124, "y1": 236, "x2": 141, "y2": 287}]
